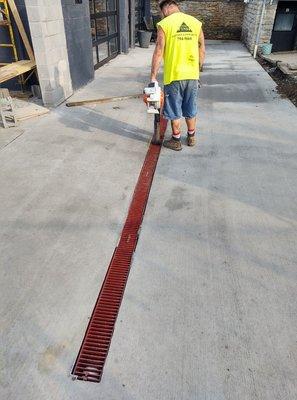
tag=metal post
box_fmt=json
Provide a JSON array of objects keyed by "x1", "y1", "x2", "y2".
[
  {"x1": 119, "y1": 0, "x2": 129, "y2": 53},
  {"x1": 253, "y1": 0, "x2": 266, "y2": 58},
  {"x1": 130, "y1": 0, "x2": 136, "y2": 48},
  {"x1": 144, "y1": 0, "x2": 151, "y2": 18}
]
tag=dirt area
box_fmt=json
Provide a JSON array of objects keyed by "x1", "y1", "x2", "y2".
[{"x1": 257, "y1": 58, "x2": 297, "y2": 108}]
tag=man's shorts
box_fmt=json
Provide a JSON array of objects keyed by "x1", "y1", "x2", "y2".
[{"x1": 163, "y1": 79, "x2": 199, "y2": 121}]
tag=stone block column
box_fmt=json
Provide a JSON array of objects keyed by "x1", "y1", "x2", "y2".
[
  {"x1": 241, "y1": 0, "x2": 277, "y2": 54},
  {"x1": 25, "y1": 0, "x2": 73, "y2": 107}
]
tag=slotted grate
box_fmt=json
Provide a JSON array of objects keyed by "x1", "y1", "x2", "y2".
[{"x1": 72, "y1": 117, "x2": 167, "y2": 383}]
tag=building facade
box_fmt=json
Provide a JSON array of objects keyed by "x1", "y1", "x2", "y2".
[
  {"x1": 151, "y1": 0, "x2": 297, "y2": 54},
  {"x1": 242, "y1": 0, "x2": 297, "y2": 53},
  {"x1": 25, "y1": 0, "x2": 151, "y2": 107},
  {"x1": 1, "y1": 0, "x2": 150, "y2": 107},
  {"x1": 1, "y1": 0, "x2": 296, "y2": 108}
]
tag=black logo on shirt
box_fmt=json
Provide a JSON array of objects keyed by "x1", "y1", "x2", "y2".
[{"x1": 177, "y1": 22, "x2": 192, "y2": 33}]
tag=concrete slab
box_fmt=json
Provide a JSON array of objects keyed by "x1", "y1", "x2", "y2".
[
  {"x1": 278, "y1": 63, "x2": 297, "y2": 76},
  {"x1": 262, "y1": 51, "x2": 297, "y2": 75},
  {"x1": 262, "y1": 50, "x2": 297, "y2": 65},
  {"x1": 1, "y1": 42, "x2": 297, "y2": 400},
  {"x1": 0, "y1": 47, "x2": 154, "y2": 400}
]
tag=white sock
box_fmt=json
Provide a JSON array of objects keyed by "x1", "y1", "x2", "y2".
[{"x1": 172, "y1": 132, "x2": 181, "y2": 140}]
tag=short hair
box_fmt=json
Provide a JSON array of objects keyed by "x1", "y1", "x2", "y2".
[{"x1": 159, "y1": 0, "x2": 178, "y2": 10}]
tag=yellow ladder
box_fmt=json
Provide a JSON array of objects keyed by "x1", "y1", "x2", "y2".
[{"x1": 0, "y1": 0, "x2": 18, "y2": 67}]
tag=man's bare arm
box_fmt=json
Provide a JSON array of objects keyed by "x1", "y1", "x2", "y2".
[
  {"x1": 199, "y1": 29, "x2": 206, "y2": 70},
  {"x1": 150, "y1": 28, "x2": 165, "y2": 82}
]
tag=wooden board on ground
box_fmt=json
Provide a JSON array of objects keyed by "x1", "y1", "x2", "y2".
[
  {"x1": 66, "y1": 93, "x2": 143, "y2": 107},
  {"x1": 10, "y1": 90, "x2": 33, "y2": 99},
  {"x1": 0, "y1": 60, "x2": 36, "y2": 83},
  {"x1": 14, "y1": 99, "x2": 49, "y2": 121}
]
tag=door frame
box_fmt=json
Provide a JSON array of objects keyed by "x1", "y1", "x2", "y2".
[
  {"x1": 271, "y1": 1, "x2": 297, "y2": 52},
  {"x1": 90, "y1": 0, "x2": 121, "y2": 69}
]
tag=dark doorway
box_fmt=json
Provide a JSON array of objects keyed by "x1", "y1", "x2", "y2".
[
  {"x1": 271, "y1": 1, "x2": 297, "y2": 52},
  {"x1": 89, "y1": 0, "x2": 120, "y2": 69}
]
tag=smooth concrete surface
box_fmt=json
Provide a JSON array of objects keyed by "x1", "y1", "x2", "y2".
[{"x1": 1, "y1": 42, "x2": 297, "y2": 400}]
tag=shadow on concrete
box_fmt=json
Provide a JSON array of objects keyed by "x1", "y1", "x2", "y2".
[{"x1": 58, "y1": 107, "x2": 151, "y2": 144}]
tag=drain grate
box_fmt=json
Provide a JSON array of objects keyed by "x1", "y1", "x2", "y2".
[{"x1": 72, "y1": 117, "x2": 167, "y2": 383}]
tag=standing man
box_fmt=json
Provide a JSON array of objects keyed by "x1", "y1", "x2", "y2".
[{"x1": 150, "y1": 0, "x2": 205, "y2": 151}]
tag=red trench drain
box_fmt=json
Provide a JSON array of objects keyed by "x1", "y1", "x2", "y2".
[{"x1": 72, "y1": 117, "x2": 167, "y2": 383}]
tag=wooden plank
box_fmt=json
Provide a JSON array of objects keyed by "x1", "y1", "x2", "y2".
[
  {"x1": 10, "y1": 90, "x2": 33, "y2": 99},
  {"x1": 0, "y1": 59, "x2": 35, "y2": 83},
  {"x1": 66, "y1": 94, "x2": 143, "y2": 107},
  {"x1": 17, "y1": 110, "x2": 49, "y2": 121},
  {"x1": 16, "y1": 105, "x2": 49, "y2": 121},
  {"x1": 7, "y1": 0, "x2": 35, "y2": 61}
]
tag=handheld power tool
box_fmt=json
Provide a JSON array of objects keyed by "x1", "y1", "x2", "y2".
[
  {"x1": 143, "y1": 81, "x2": 164, "y2": 145},
  {"x1": 143, "y1": 81, "x2": 162, "y2": 114},
  {"x1": 66, "y1": 81, "x2": 167, "y2": 145}
]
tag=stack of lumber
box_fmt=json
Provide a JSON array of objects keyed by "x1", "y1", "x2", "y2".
[{"x1": 0, "y1": 60, "x2": 36, "y2": 83}]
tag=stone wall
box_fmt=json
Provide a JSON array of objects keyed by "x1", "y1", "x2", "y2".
[
  {"x1": 151, "y1": 0, "x2": 246, "y2": 40},
  {"x1": 241, "y1": 0, "x2": 277, "y2": 53},
  {"x1": 25, "y1": 0, "x2": 73, "y2": 107}
]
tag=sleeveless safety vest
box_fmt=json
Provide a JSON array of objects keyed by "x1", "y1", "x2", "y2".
[{"x1": 157, "y1": 12, "x2": 202, "y2": 85}]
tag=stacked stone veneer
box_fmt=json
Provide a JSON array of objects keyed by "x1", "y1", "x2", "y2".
[
  {"x1": 151, "y1": 0, "x2": 246, "y2": 40},
  {"x1": 241, "y1": 0, "x2": 278, "y2": 53},
  {"x1": 25, "y1": 0, "x2": 73, "y2": 107}
]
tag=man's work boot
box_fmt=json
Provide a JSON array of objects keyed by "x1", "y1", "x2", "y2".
[
  {"x1": 187, "y1": 133, "x2": 196, "y2": 147},
  {"x1": 163, "y1": 137, "x2": 182, "y2": 151}
]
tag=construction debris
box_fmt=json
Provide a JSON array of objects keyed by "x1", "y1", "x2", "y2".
[
  {"x1": 258, "y1": 57, "x2": 297, "y2": 108},
  {"x1": 0, "y1": 88, "x2": 49, "y2": 128},
  {"x1": 0, "y1": 87, "x2": 17, "y2": 127},
  {"x1": 261, "y1": 51, "x2": 297, "y2": 76},
  {"x1": 10, "y1": 90, "x2": 33, "y2": 99},
  {"x1": 278, "y1": 62, "x2": 297, "y2": 76},
  {"x1": 14, "y1": 98, "x2": 49, "y2": 122}
]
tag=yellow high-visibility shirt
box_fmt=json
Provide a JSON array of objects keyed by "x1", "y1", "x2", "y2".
[{"x1": 157, "y1": 12, "x2": 202, "y2": 85}]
